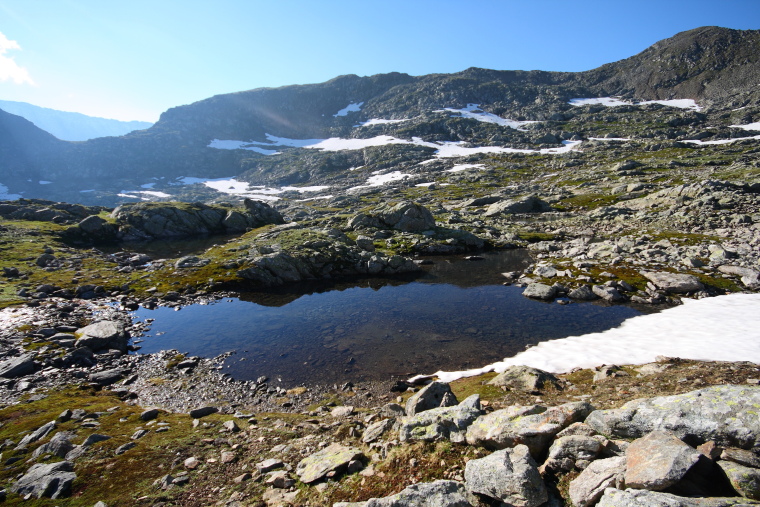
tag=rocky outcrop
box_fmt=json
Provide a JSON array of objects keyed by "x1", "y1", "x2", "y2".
[
  {"x1": 349, "y1": 201, "x2": 436, "y2": 233},
  {"x1": 466, "y1": 401, "x2": 593, "y2": 457},
  {"x1": 110, "y1": 200, "x2": 284, "y2": 241},
  {"x1": 585, "y1": 385, "x2": 760, "y2": 449}
]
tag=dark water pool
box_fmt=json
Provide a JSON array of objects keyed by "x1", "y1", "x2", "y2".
[{"x1": 132, "y1": 250, "x2": 645, "y2": 386}]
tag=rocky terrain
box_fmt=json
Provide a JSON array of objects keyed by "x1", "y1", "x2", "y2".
[{"x1": 0, "y1": 24, "x2": 759, "y2": 506}]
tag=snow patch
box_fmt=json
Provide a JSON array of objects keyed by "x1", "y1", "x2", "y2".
[
  {"x1": 410, "y1": 293, "x2": 760, "y2": 383},
  {"x1": 333, "y1": 102, "x2": 363, "y2": 117},
  {"x1": 207, "y1": 139, "x2": 280, "y2": 155},
  {"x1": 355, "y1": 118, "x2": 411, "y2": 127},
  {"x1": 570, "y1": 97, "x2": 701, "y2": 111},
  {"x1": 281, "y1": 185, "x2": 331, "y2": 192},
  {"x1": 731, "y1": 122, "x2": 760, "y2": 131},
  {"x1": 39, "y1": 180, "x2": 52, "y2": 185},
  {"x1": 682, "y1": 134, "x2": 760, "y2": 146},
  {"x1": 445, "y1": 163, "x2": 486, "y2": 173},
  {"x1": 435, "y1": 103, "x2": 536, "y2": 130}
]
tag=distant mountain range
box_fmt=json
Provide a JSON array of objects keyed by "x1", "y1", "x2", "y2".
[
  {"x1": 0, "y1": 26, "x2": 758, "y2": 206},
  {"x1": 0, "y1": 100, "x2": 152, "y2": 141}
]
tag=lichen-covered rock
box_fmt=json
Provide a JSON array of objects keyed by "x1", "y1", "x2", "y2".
[
  {"x1": 364, "y1": 480, "x2": 472, "y2": 507},
  {"x1": 464, "y1": 445, "x2": 547, "y2": 506},
  {"x1": 585, "y1": 386, "x2": 760, "y2": 449},
  {"x1": 569, "y1": 456, "x2": 626, "y2": 507},
  {"x1": 399, "y1": 395, "x2": 481, "y2": 443},
  {"x1": 296, "y1": 443, "x2": 364, "y2": 483},
  {"x1": 11, "y1": 461, "x2": 76, "y2": 499},
  {"x1": 625, "y1": 430, "x2": 701, "y2": 491},
  {"x1": 405, "y1": 381, "x2": 458, "y2": 416},
  {"x1": 466, "y1": 401, "x2": 593, "y2": 457},
  {"x1": 718, "y1": 460, "x2": 760, "y2": 500},
  {"x1": 596, "y1": 487, "x2": 757, "y2": 506},
  {"x1": 488, "y1": 365, "x2": 560, "y2": 392},
  {"x1": 363, "y1": 418, "x2": 395, "y2": 444}
]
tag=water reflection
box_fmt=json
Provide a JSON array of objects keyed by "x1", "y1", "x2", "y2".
[{"x1": 132, "y1": 250, "x2": 644, "y2": 387}]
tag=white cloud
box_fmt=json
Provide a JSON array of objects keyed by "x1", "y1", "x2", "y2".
[{"x1": 0, "y1": 31, "x2": 34, "y2": 85}]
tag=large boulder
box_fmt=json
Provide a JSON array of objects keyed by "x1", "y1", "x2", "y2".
[
  {"x1": 374, "y1": 201, "x2": 436, "y2": 232},
  {"x1": 464, "y1": 445, "x2": 547, "y2": 507},
  {"x1": 584, "y1": 386, "x2": 760, "y2": 449},
  {"x1": 11, "y1": 461, "x2": 76, "y2": 499},
  {"x1": 75, "y1": 321, "x2": 129, "y2": 353},
  {"x1": 641, "y1": 271, "x2": 704, "y2": 293},
  {"x1": 399, "y1": 395, "x2": 482, "y2": 443},
  {"x1": 484, "y1": 195, "x2": 552, "y2": 216},
  {"x1": 466, "y1": 401, "x2": 593, "y2": 457},
  {"x1": 488, "y1": 365, "x2": 560, "y2": 392},
  {"x1": 522, "y1": 283, "x2": 557, "y2": 300},
  {"x1": 624, "y1": 430, "x2": 701, "y2": 491}
]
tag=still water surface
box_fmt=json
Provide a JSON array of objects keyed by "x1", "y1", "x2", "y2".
[{"x1": 133, "y1": 250, "x2": 644, "y2": 386}]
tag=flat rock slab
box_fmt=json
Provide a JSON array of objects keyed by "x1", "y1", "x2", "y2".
[
  {"x1": 596, "y1": 487, "x2": 760, "y2": 506},
  {"x1": 642, "y1": 271, "x2": 704, "y2": 293},
  {"x1": 0, "y1": 354, "x2": 37, "y2": 378},
  {"x1": 585, "y1": 385, "x2": 760, "y2": 449},
  {"x1": 625, "y1": 430, "x2": 701, "y2": 491},
  {"x1": 464, "y1": 444, "x2": 547, "y2": 507},
  {"x1": 466, "y1": 401, "x2": 593, "y2": 457},
  {"x1": 364, "y1": 479, "x2": 472, "y2": 507},
  {"x1": 11, "y1": 461, "x2": 76, "y2": 499},
  {"x1": 296, "y1": 443, "x2": 364, "y2": 484}
]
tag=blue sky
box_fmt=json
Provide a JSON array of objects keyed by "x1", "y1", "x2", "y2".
[{"x1": 0, "y1": 0, "x2": 758, "y2": 122}]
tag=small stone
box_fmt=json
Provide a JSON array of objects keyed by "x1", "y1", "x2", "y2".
[
  {"x1": 140, "y1": 408, "x2": 159, "y2": 421},
  {"x1": 184, "y1": 457, "x2": 199, "y2": 470},
  {"x1": 222, "y1": 420, "x2": 240, "y2": 433},
  {"x1": 221, "y1": 451, "x2": 236, "y2": 464}
]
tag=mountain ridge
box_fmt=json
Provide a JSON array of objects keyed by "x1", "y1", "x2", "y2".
[
  {"x1": 0, "y1": 100, "x2": 153, "y2": 141},
  {"x1": 1, "y1": 26, "x2": 758, "y2": 205}
]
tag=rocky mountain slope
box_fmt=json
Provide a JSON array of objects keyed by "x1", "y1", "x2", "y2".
[
  {"x1": 0, "y1": 100, "x2": 152, "y2": 141},
  {"x1": 0, "y1": 26, "x2": 758, "y2": 206}
]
